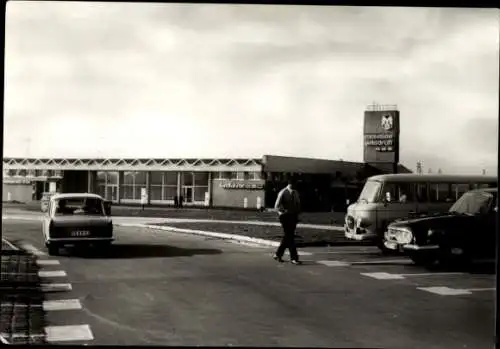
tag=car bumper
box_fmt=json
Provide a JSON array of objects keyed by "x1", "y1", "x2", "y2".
[
  {"x1": 48, "y1": 237, "x2": 114, "y2": 244},
  {"x1": 344, "y1": 226, "x2": 377, "y2": 241},
  {"x1": 384, "y1": 240, "x2": 439, "y2": 251}
]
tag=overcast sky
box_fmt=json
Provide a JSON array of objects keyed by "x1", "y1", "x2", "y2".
[{"x1": 4, "y1": 2, "x2": 499, "y2": 174}]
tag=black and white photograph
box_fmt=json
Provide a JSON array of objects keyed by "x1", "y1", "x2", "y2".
[{"x1": 1, "y1": 2, "x2": 499, "y2": 347}]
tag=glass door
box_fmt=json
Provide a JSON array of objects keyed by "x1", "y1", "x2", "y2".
[
  {"x1": 183, "y1": 187, "x2": 193, "y2": 203},
  {"x1": 106, "y1": 186, "x2": 118, "y2": 202}
]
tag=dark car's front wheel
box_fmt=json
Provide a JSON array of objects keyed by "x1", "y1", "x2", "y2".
[
  {"x1": 408, "y1": 251, "x2": 437, "y2": 267},
  {"x1": 47, "y1": 243, "x2": 60, "y2": 256}
]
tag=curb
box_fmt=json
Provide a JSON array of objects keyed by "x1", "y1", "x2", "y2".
[
  {"x1": 116, "y1": 223, "x2": 363, "y2": 248},
  {"x1": 117, "y1": 223, "x2": 282, "y2": 247}
]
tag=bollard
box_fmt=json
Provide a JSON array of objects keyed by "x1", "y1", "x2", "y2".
[{"x1": 243, "y1": 197, "x2": 248, "y2": 209}]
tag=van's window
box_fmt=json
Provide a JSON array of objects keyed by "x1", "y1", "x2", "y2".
[
  {"x1": 415, "y1": 183, "x2": 428, "y2": 203},
  {"x1": 357, "y1": 180, "x2": 382, "y2": 203},
  {"x1": 452, "y1": 183, "x2": 470, "y2": 201},
  {"x1": 476, "y1": 183, "x2": 495, "y2": 189},
  {"x1": 450, "y1": 191, "x2": 496, "y2": 215},
  {"x1": 382, "y1": 182, "x2": 414, "y2": 203},
  {"x1": 430, "y1": 183, "x2": 452, "y2": 203}
]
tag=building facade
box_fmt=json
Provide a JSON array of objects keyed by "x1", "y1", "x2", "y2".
[{"x1": 2, "y1": 155, "x2": 411, "y2": 211}]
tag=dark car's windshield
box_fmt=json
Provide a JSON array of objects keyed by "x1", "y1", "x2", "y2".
[
  {"x1": 449, "y1": 191, "x2": 496, "y2": 215},
  {"x1": 357, "y1": 180, "x2": 382, "y2": 203},
  {"x1": 54, "y1": 198, "x2": 104, "y2": 216}
]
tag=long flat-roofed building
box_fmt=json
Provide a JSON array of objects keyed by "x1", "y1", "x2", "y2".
[{"x1": 2, "y1": 155, "x2": 411, "y2": 211}]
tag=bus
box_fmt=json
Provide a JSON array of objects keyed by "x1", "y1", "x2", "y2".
[{"x1": 343, "y1": 174, "x2": 497, "y2": 252}]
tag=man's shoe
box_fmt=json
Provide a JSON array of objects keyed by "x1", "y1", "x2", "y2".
[
  {"x1": 273, "y1": 254, "x2": 284, "y2": 263},
  {"x1": 291, "y1": 260, "x2": 302, "y2": 265}
]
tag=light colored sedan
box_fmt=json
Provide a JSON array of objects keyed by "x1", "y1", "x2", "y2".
[{"x1": 42, "y1": 193, "x2": 114, "y2": 255}]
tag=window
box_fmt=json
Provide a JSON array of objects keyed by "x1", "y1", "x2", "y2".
[
  {"x1": 229, "y1": 172, "x2": 239, "y2": 180},
  {"x1": 246, "y1": 172, "x2": 262, "y2": 181},
  {"x1": 194, "y1": 172, "x2": 209, "y2": 186},
  {"x1": 452, "y1": 183, "x2": 470, "y2": 201},
  {"x1": 194, "y1": 187, "x2": 207, "y2": 202},
  {"x1": 164, "y1": 172, "x2": 177, "y2": 186},
  {"x1": 182, "y1": 172, "x2": 193, "y2": 186},
  {"x1": 107, "y1": 172, "x2": 119, "y2": 185},
  {"x1": 430, "y1": 183, "x2": 451, "y2": 203},
  {"x1": 415, "y1": 183, "x2": 429, "y2": 203},
  {"x1": 164, "y1": 186, "x2": 177, "y2": 200},
  {"x1": 54, "y1": 198, "x2": 104, "y2": 216},
  {"x1": 382, "y1": 182, "x2": 414, "y2": 203},
  {"x1": 150, "y1": 172, "x2": 163, "y2": 185},
  {"x1": 135, "y1": 172, "x2": 147, "y2": 186}
]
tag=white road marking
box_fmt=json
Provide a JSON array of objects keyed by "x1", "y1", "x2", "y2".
[
  {"x1": 313, "y1": 250, "x2": 378, "y2": 254},
  {"x1": 20, "y1": 243, "x2": 48, "y2": 256},
  {"x1": 316, "y1": 260, "x2": 350, "y2": 267},
  {"x1": 350, "y1": 259, "x2": 410, "y2": 265},
  {"x1": 467, "y1": 288, "x2": 495, "y2": 292},
  {"x1": 45, "y1": 325, "x2": 94, "y2": 342},
  {"x1": 418, "y1": 286, "x2": 495, "y2": 296},
  {"x1": 400, "y1": 272, "x2": 463, "y2": 277},
  {"x1": 362, "y1": 271, "x2": 464, "y2": 280},
  {"x1": 41, "y1": 283, "x2": 72, "y2": 292},
  {"x1": 38, "y1": 270, "x2": 67, "y2": 278},
  {"x1": 361, "y1": 272, "x2": 405, "y2": 280},
  {"x1": 418, "y1": 287, "x2": 473, "y2": 296},
  {"x1": 37, "y1": 259, "x2": 60, "y2": 266},
  {"x1": 287, "y1": 251, "x2": 313, "y2": 256},
  {"x1": 1, "y1": 238, "x2": 19, "y2": 250},
  {"x1": 43, "y1": 299, "x2": 82, "y2": 311}
]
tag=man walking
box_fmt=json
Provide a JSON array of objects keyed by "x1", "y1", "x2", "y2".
[{"x1": 273, "y1": 176, "x2": 302, "y2": 265}]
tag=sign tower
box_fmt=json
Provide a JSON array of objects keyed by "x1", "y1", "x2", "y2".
[{"x1": 363, "y1": 103, "x2": 400, "y2": 173}]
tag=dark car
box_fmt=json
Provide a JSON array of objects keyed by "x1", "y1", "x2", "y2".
[
  {"x1": 383, "y1": 188, "x2": 497, "y2": 266},
  {"x1": 42, "y1": 193, "x2": 114, "y2": 255}
]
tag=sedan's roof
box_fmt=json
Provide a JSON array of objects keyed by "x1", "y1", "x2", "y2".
[{"x1": 50, "y1": 193, "x2": 104, "y2": 201}]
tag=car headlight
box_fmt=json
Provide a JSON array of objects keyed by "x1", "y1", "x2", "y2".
[{"x1": 394, "y1": 228, "x2": 413, "y2": 244}]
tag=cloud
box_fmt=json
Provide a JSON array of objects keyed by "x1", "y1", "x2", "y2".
[{"x1": 4, "y1": 3, "x2": 499, "y2": 175}]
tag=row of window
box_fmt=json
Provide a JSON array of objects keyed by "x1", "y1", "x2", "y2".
[
  {"x1": 96, "y1": 171, "x2": 260, "y2": 186},
  {"x1": 97, "y1": 184, "x2": 210, "y2": 202},
  {"x1": 5, "y1": 169, "x2": 63, "y2": 177},
  {"x1": 384, "y1": 182, "x2": 495, "y2": 204},
  {"x1": 215, "y1": 172, "x2": 262, "y2": 181}
]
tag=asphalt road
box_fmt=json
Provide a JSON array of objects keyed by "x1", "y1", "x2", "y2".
[{"x1": 1, "y1": 219, "x2": 495, "y2": 348}]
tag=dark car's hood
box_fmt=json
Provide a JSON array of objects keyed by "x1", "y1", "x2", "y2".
[
  {"x1": 52, "y1": 215, "x2": 112, "y2": 227},
  {"x1": 389, "y1": 212, "x2": 476, "y2": 233}
]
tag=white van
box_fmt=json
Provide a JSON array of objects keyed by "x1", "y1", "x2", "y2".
[{"x1": 344, "y1": 174, "x2": 497, "y2": 251}]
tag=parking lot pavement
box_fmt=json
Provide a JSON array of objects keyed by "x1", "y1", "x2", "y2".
[
  {"x1": 297, "y1": 245, "x2": 495, "y2": 299},
  {"x1": 2, "y1": 219, "x2": 495, "y2": 348}
]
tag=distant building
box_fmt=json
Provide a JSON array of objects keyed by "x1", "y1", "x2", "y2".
[{"x1": 3, "y1": 155, "x2": 411, "y2": 211}]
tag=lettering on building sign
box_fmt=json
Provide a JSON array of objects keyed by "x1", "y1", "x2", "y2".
[
  {"x1": 221, "y1": 182, "x2": 264, "y2": 190},
  {"x1": 364, "y1": 134, "x2": 394, "y2": 152}
]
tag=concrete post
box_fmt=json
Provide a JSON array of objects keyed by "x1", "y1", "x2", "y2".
[
  {"x1": 177, "y1": 172, "x2": 182, "y2": 200},
  {"x1": 117, "y1": 171, "x2": 123, "y2": 204},
  {"x1": 146, "y1": 171, "x2": 151, "y2": 206},
  {"x1": 208, "y1": 172, "x2": 213, "y2": 207}
]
